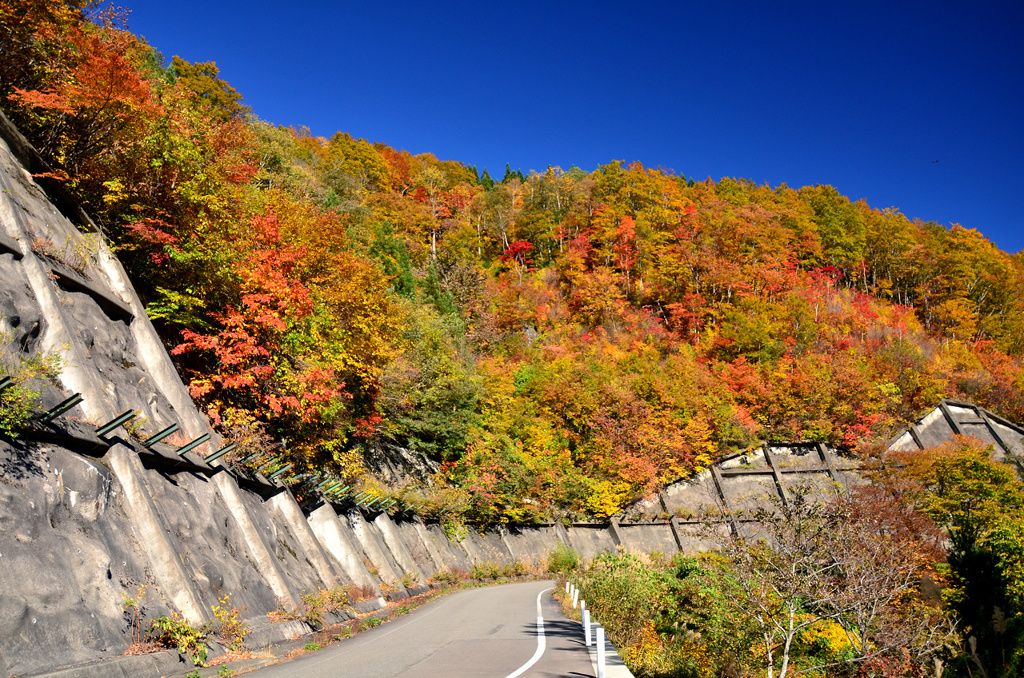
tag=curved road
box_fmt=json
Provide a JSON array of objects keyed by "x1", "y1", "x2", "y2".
[{"x1": 248, "y1": 580, "x2": 595, "y2": 678}]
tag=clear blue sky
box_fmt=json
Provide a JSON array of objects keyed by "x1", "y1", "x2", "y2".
[{"x1": 122, "y1": 0, "x2": 1024, "y2": 253}]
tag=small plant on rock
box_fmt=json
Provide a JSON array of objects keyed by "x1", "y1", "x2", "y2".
[
  {"x1": 210, "y1": 594, "x2": 249, "y2": 651},
  {"x1": 121, "y1": 585, "x2": 148, "y2": 646},
  {"x1": 300, "y1": 590, "x2": 326, "y2": 629},
  {"x1": 346, "y1": 582, "x2": 377, "y2": 602},
  {"x1": 0, "y1": 337, "x2": 63, "y2": 438},
  {"x1": 267, "y1": 598, "x2": 304, "y2": 623},
  {"x1": 123, "y1": 414, "x2": 151, "y2": 441},
  {"x1": 470, "y1": 561, "x2": 504, "y2": 581},
  {"x1": 430, "y1": 567, "x2": 468, "y2": 587},
  {"x1": 300, "y1": 585, "x2": 353, "y2": 628},
  {"x1": 148, "y1": 613, "x2": 208, "y2": 666},
  {"x1": 503, "y1": 560, "x2": 529, "y2": 578}
]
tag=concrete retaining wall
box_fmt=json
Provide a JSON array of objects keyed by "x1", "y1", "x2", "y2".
[{"x1": 2, "y1": 426, "x2": 681, "y2": 676}]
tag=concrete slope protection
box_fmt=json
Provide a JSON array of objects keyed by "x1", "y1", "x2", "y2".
[
  {"x1": 247, "y1": 580, "x2": 593, "y2": 678},
  {"x1": 1, "y1": 107, "x2": 1022, "y2": 678}
]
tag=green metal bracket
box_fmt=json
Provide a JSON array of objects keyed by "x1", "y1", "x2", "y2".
[
  {"x1": 239, "y1": 451, "x2": 263, "y2": 465},
  {"x1": 143, "y1": 423, "x2": 179, "y2": 448},
  {"x1": 40, "y1": 393, "x2": 83, "y2": 423},
  {"x1": 257, "y1": 455, "x2": 282, "y2": 470},
  {"x1": 176, "y1": 433, "x2": 210, "y2": 456},
  {"x1": 268, "y1": 464, "x2": 292, "y2": 480},
  {"x1": 205, "y1": 443, "x2": 236, "y2": 463},
  {"x1": 96, "y1": 410, "x2": 136, "y2": 437},
  {"x1": 316, "y1": 478, "x2": 334, "y2": 489},
  {"x1": 300, "y1": 473, "x2": 322, "y2": 487},
  {"x1": 363, "y1": 496, "x2": 381, "y2": 509}
]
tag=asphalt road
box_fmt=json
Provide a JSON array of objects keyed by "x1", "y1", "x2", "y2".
[{"x1": 247, "y1": 580, "x2": 595, "y2": 678}]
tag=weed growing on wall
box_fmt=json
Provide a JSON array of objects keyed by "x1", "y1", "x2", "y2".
[
  {"x1": 346, "y1": 582, "x2": 377, "y2": 602},
  {"x1": 148, "y1": 613, "x2": 208, "y2": 666},
  {"x1": 429, "y1": 567, "x2": 469, "y2": 587},
  {"x1": 295, "y1": 585, "x2": 356, "y2": 628},
  {"x1": 0, "y1": 336, "x2": 63, "y2": 438},
  {"x1": 121, "y1": 586, "x2": 148, "y2": 646},
  {"x1": 209, "y1": 594, "x2": 249, "y2": 651}
]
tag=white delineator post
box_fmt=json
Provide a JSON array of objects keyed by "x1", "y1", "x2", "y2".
[
  {"x1": 596, "y1": 626, "x2": 606, "y2": 678},
  {"x1": 565, "y1": 581, "x2": 570, "y2": 593},
  {"x1": 583, "y1": 609, "x2": 592, "y2": 646},
  {"x1": 572, "y1": 587, "x2": 579, "y2": 609}
]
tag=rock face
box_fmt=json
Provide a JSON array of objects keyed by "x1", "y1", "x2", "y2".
[
  {"x1": 0, "y1": 444, "x2": 157, "y2": 672},
  {"x1": 362, "y1": 437, "x2": 439, "y2": 484}
]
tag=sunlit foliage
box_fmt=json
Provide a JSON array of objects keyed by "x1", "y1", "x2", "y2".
[{"x1": 4, "y1": 3, "x2": 1024, "y2": 522}]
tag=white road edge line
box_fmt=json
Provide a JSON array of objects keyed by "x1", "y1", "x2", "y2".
[{"x1": 503, "y1": 586, "x2": 553, "y2": 678}]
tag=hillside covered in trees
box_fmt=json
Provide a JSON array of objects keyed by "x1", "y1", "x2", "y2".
[{"x1": 4, "y1": 1, "x2": 1024, "y2": 525}]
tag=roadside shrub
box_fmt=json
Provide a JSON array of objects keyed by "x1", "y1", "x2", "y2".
[
  {"x1": 430, "y1": 568, "x2": 468, "y2": 586},
  {"x1": 148, "y1": 613, "x2": 207, "y2": 666},
  {"x1": 347, "y1": 582, "x2": 378, "y2": 602},
  {"x1": 546, "y1": 543, "x2": 579, "y2": 573},
  {"x1": 575, "y1": 553, "x2": 668, "y2": 648},
  {"x1": 210, "y1": 594, "x2": 249, "y2": 651},
  {"x1": 503, "y1": 560, "x2": 529, "y2": 578},
  {"x1": 570, "y1": 552, "x2": 764, "y2": 678},
  {"x1": 301, "y1": 585, "x2": 352, "y2": 628},
  {"x1": 470, "y1": 561, "x2": 504, "y2": 580}
]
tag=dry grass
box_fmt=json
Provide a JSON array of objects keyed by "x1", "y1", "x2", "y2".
[
  {"x1": 120, "y1": 641, "x2": 163, "y2": 656},
  {"x1": 207, "y1": 649, "x2": 266, "y2": 666}
]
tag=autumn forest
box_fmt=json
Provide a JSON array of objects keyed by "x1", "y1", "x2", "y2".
[
  {"x1": 9, "y1": 2, "x2": 1024, "y2": 676},
  {"x1": 4, "y1": 2, "x2": 1024, "y2": 522}
]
